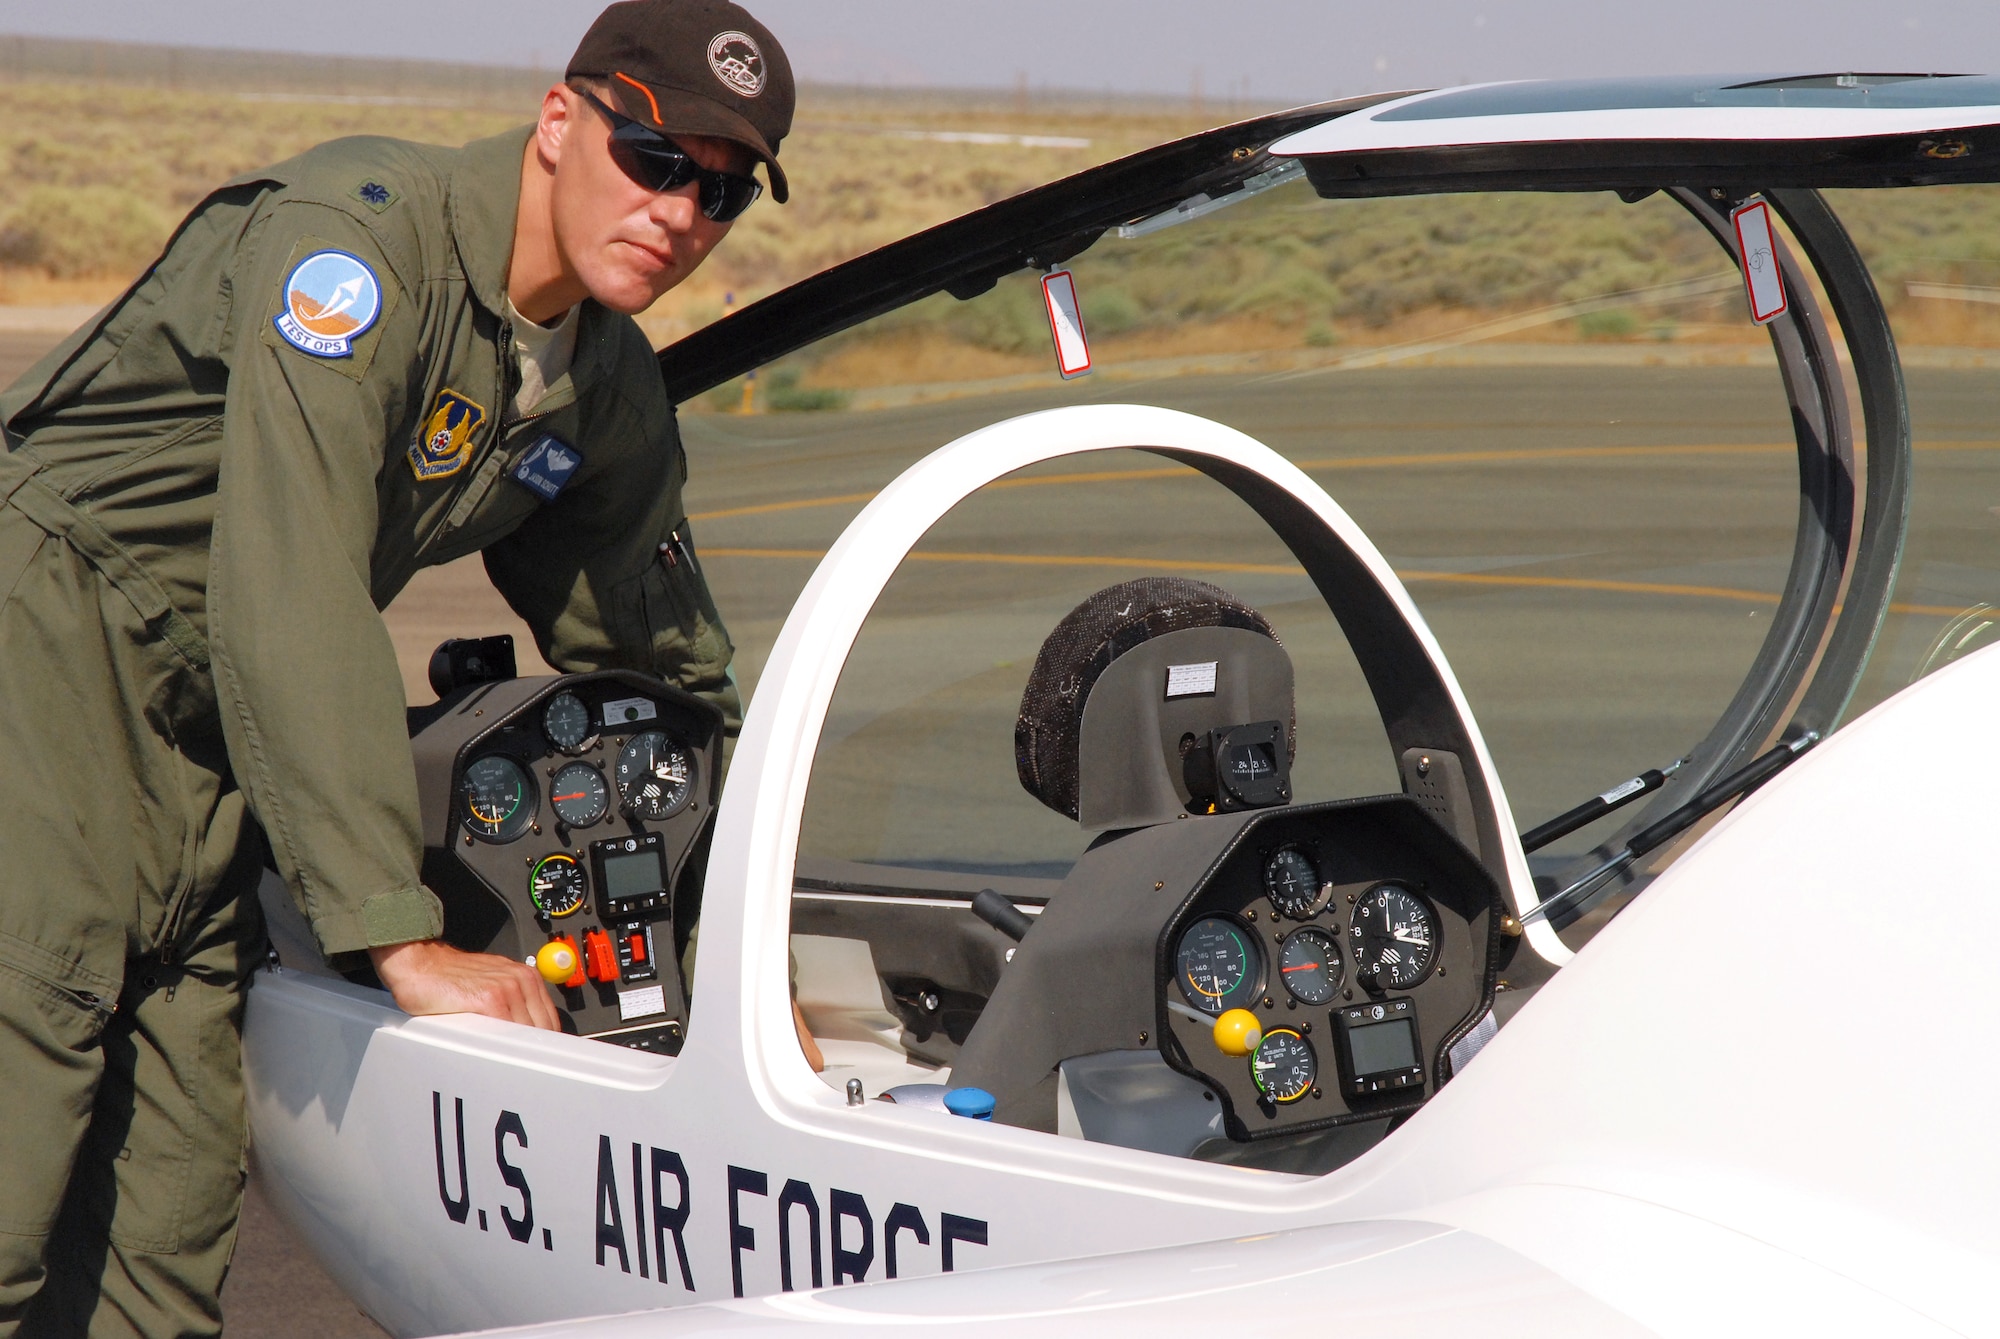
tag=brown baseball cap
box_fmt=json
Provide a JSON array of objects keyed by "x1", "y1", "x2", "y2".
[{"x1": 568, "y1": 0, "x2": 794, "y2": 203}]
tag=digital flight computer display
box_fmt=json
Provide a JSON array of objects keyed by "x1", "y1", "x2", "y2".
[
  {"x1": 591, "y1": 832, "x2": 669, "y2": 920},
  {"x1": 1335, "y1": 998, "x2": 1425, "y2": 1096}
]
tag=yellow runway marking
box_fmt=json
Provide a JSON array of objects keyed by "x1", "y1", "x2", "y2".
[
  {"x1": 690, "y1": 490, "x2": 881, "y2": 521},
  {"x1": 704, "y1": 546, "x2": 1965, "y2": 617},
  {"x1": 690, "y1": 440, "x2": 2000, "y2": 522}
]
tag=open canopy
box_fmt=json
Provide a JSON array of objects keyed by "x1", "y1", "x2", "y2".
[
  {"x1": 659, "y1": 75, "x2": 2000, "y2": 406},
  {"x1": 1271, "y1": 74, "x2": 2000, "y2": 196}
]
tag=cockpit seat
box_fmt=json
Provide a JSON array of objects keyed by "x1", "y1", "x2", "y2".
[
  {"x1": 1015, "y1": 576, "x2": 1296, "y2": 831},
  {"x1": 950, "y1": 578, "x2": 1299, "y2": 1133}
]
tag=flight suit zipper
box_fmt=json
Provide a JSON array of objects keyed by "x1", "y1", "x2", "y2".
[
  {"x1": 433, "y1": 320, "x2": 520, "y2": 538},
  {"x1": 155, "y1": 887, "x2": 195, "y2": 968}
]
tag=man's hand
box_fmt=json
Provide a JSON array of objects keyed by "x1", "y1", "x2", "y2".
[{"x1": 369, "y1": 939, "x2": 562, "y2": 1032}]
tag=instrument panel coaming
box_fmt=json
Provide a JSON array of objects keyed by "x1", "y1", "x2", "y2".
[
  {"x1": 1157, "y1": 797, "x2": 1504, "y2": 1140},
  {"x1": 410, "y1": 670, "x2": 723, "y2": 1051}
]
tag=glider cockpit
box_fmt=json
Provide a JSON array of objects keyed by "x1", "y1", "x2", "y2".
[{"x1": 242, "y1": 73, "x2": 2000, "y2": 1335}]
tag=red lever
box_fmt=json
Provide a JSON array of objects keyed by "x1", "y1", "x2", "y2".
[
  {"x1": 628, "y1": 932, "x2": 647, "y2": 964},
  {"x1": 583, "y1": 928, "x2": 618, "y2": 984}
]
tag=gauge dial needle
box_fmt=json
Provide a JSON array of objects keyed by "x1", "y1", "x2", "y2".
[
  {"x1": 1392, "y1": 930, "x2": 1430, "y2": 945},
  {"x1": 1282, "y1": 963, "x2": 1319, "y2": 972},
  {"x1": 554, "y1": 792, "x2": 586, "y2": 802}
]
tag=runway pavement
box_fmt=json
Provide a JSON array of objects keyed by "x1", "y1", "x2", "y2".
[{"x1": 7, "y1": 320, "x2": 2000, "y2": 1331}]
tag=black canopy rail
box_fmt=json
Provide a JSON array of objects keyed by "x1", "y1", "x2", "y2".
[
  {"x1": 652, "y1": 95, "x2": 1408, "y2": 405},
  {"x1": 1529, "y1": 187, "x2": 1910, "y2": 932}
]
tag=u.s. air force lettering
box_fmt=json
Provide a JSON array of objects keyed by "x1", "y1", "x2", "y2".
[{"x1": 432, "y1": 1092, "x2": 989, "y2": 1296}]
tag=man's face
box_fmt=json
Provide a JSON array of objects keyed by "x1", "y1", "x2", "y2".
[{"x1": 539, "y1": 85, "x2": 752, "y2": 314}]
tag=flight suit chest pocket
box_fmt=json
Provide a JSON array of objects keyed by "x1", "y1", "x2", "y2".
[{"x1": 426, "y1": 441, "x2": 535, "y2": 559}]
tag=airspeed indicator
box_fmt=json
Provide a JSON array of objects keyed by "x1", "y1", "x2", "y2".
[
  {"x1": 460, "y1": 755, "x2": 533, "y2": 842},
  {"x1": 1174, "y1": 916, "x2": 1264, "y2": 1016}
]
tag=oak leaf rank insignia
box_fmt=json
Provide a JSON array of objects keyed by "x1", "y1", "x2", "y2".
[
  {"x1": 352, "y1": 180, "x2": 398, "y2": 212},
  {"x1": 409, "y1": 389, "x2": 486, "y2": 480}
]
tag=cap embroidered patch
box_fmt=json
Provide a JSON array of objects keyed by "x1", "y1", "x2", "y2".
[
  {"x1": 351, "y1": 180, "x2": 398, "y2": 212},
  {"x1": 408, "y1": 389, "x2": 486, "y2": 480},
  {"x1": 509, "y1": 433, "x2": 584, "y2": 502},
  {"x1": 273, "y1": 250, "x2": 381, "y2": 358},
  {"x1": 707, "y1": 31, "x2": 766, "y2": 96}
]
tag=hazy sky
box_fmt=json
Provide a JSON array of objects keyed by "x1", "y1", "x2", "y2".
[{"x1": 6, "y1": 0, "x2": 2000, "y2": 102}]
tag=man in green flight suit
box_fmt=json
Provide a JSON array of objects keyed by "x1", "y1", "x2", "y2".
[{"x1": 0, "y1": 2, "x2": 792, "y2": 1332}]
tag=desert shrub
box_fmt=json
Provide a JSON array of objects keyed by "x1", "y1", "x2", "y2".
[
  {"x1": 763, "y1": 366, "x2": 850, "y2": 412},
  {"x1": 0, "y1": 184, "x2": 168, "y2": 277},
  {"x1": 1079, "y1": 286, "x2": 1141, "y2": 335},
  {"x1": 1576, "y1": 307, "x2": 1640, "y2": 340},
  {"x1": 703, "y1": 376, "x2": 750, "y2": 413}
]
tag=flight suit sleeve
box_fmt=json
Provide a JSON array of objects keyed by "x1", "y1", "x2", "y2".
[
  {"x1": 482, "y1": 380, "x2": 741, "y2": 734},
  {"x1": 207, "y1": 201, "x2": 442, "y2": 961}
]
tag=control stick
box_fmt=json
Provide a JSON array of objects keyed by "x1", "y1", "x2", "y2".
[{"x1": 972, "y1": 888, "x2": 1034, "y2": 942}]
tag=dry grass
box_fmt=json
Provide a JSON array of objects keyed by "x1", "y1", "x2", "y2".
[
  {"x1": 7, "y1": 57, "x2": 2000, "y2": 393},
  {"x1": 0, "y1": 72, "x2": 1199, "y2": 323}
]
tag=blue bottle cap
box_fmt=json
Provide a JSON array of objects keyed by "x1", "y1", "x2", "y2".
[{"x1": 942, "y1": 1086, "x2": 996, "y2": 1120}]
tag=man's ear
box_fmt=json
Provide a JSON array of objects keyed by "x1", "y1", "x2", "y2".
[{"x1": 535, "y1": 85, "x2": 576, "y2": 171}]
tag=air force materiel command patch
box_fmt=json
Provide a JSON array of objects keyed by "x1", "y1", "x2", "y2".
[
  {"x1": 273, "y1": 250, "x2": 382, "y2": 357},
  {"x1": 409, "y1": 389, "x2": 487, "y2": 480},
  {"x1": 510, "y1": 433, "x2": 584, "y2": 502}
]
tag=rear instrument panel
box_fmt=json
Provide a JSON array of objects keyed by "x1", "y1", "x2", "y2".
[
  {"x1": 411, "y1": 671, "x2": 722, "y2": 1053},
  {"x1": 1158, "y1": 799, "x2": 1503, "y2": 1139}
]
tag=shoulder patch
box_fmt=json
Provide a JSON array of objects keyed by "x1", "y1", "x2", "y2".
[
  {"x1": 272, "y1": 249, "x2": 382, "y2": 358},
  {"x1": 509, "y1": 433, "x2": 584, "y2": 503},
  {"x1": 351, "y1": 179, "x2": 399, "y2": 212},
  {"x1": 409, "y1": 389, "x2": 487, "y2": 481}
]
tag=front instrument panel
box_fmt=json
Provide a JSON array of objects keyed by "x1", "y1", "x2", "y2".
[{"x1": 411, "y1": 670, "x2": 723, "y2": 1053}]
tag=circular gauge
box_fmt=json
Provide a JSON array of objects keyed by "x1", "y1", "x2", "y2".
[
  {"x1": 548, "y1": 761, "x2": 610, "y2": 828},
  {"x1": 1250, "y1": 1028, "x2": 1317, "y2": 1104},
  {"x1": 1278, "y1": 926, "x2": 1343, "y2": 1005},
  {"x1": 460, "y1": 755, "x2": 534, "y2": 842},
  {"x1": 528, "y1": 853, "x2": 588, "y2": 918},
  {"x1": 615, "y1": 731, "x2": 696, "y2": 821},
  {"x1": 543, "y1": 691, "x2": 595, "y2": 753},
  {"x1": 1263, "y1": 844, "x2": 1329, "y2": 919},
  {"x1": 1350, "y1": 883, "x2": 1440, "y2": 990},
  {"x1": 1174, "y1": 916, "x2": 1264, "y2": 1016}
]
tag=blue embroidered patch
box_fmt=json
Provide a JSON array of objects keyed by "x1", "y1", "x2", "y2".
[
  {"x1": 509, "y1": 433, "x2": 584, "y2": 502},
  {"x1": 273, "y1": 250, "x2": 381, "y2": 358}
]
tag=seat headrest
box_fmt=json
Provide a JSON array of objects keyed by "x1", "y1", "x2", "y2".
[{"x1": 1015, "y1": 577, "x2": 1292, "y2": 825}]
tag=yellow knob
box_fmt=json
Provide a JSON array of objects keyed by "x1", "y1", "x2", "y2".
[
  {"x1": 1213, "y1": 1008, "x2": 1263, "y2": 1057},
  {"x1": 535, "y1": 938, "x2": 579, "y2": 985}
]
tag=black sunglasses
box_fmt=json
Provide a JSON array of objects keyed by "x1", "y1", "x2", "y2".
[{"x1": 578, "y1": 89, "x2": 763, "y2": 222}]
